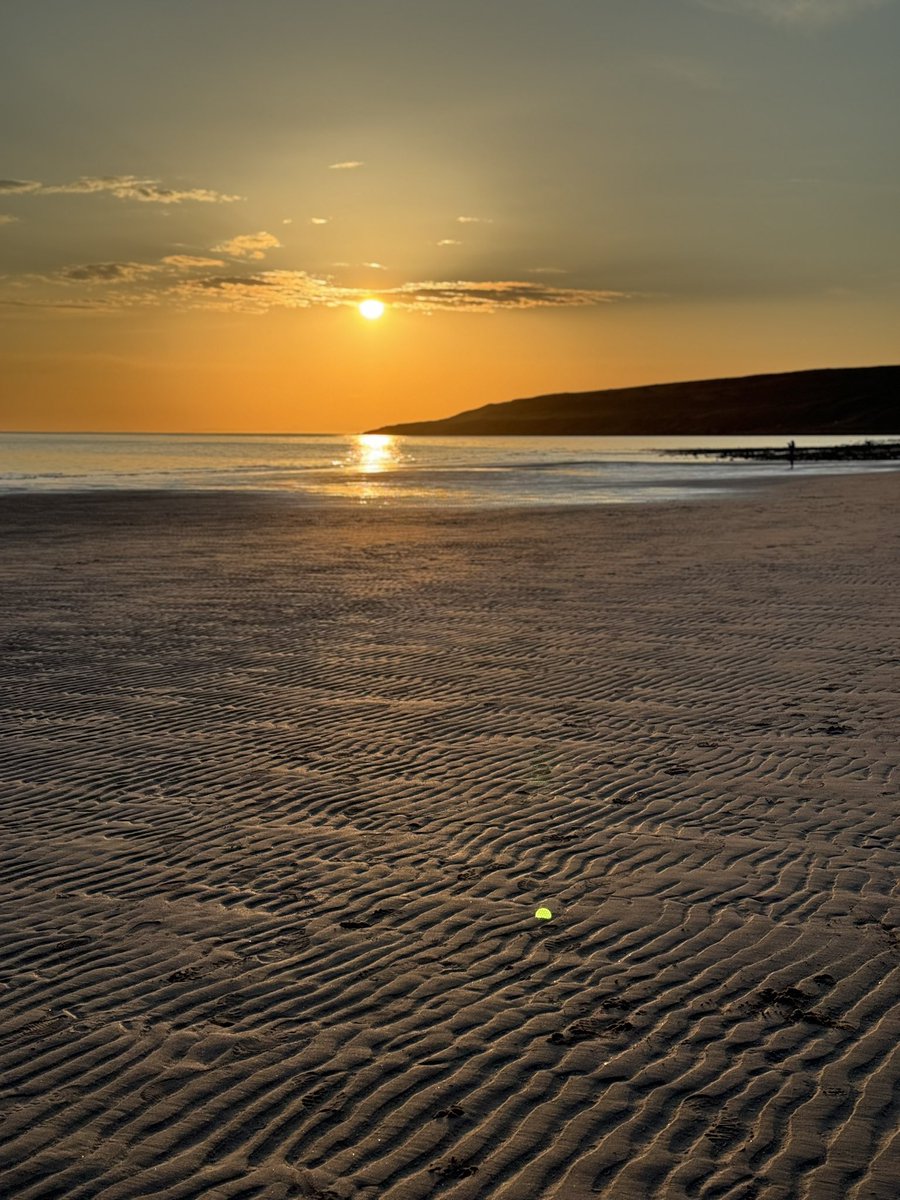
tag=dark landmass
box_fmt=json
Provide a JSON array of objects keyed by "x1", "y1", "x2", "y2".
[
  {"x1": 370, "y1": 365, "x2": 900, "y2": 436},
  {"x1": 673, "y1": 439, "x2": 900, "y2": 462}
]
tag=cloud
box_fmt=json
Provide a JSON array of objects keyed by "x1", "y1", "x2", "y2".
[
  {"x1": 194, "y1": 275, "x2": 275, "y2": 290},
  {"x1": 212, "y1": 231, "x2": 282, "y2": 260},
  {"x1": 0, "y1": 296, "x2": 118, "y2": 312},
  {"x1": 52, "y1": 176, "x2": 243, "y2": 203},
  {"x1": 526, "y1": 266, "x2": 567, "y2": 275},
  {"x1": 310, "y1": 217, "x2": 329, "y2": 225},
  {"x1": 456, "y1": 215, "x2": 493, "y2": 224},
  {"x1": 161, "y1": 255, "x2": 226, "y2": 269},
  {"x1": 175, "y1": 269, "x2": 340, "y2": 312},
  {"x1": 5, "y1": 264, "x2": 162, "y2": 311},
  {"x1": 437, "y1": 239, "x2": 462, "y2": 246},
  {"x1": 59, "y1": 261, "x2": 159, "y2": 283},
  {"x1": 362, "y1": 261, "x2": 386, "y2": 269},
  {"x1": 695, "y1": 0, "x2": 890, "y2": 25},
  {"x1": 0, "y1": 180, "x2": 41, "y2": 193},
  {"x1": 328, "y1": 161, "x2": 364, "y2": 170},
  {"x1": 172, "y1": 271, "x2": 627, "y2": 314},
  {"x1": 386, "y1": 280, "x2": 627, "y2": 313},
  {"x1": 0, "y1": 214, "x2": 20, "y2": 225},
  {"x1": 0, "y1": 175, "x2": 241, "y2": 203},
  {"x1": 6, "y1": 254, "x2": 629, "y2": 316},
  {"x1": 109, "y1": 180, "x2": 242, "y2": 204}
]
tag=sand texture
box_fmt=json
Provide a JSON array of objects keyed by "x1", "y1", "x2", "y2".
[{"x1": 0, "y1": 474, "x2": 898, "y2": 1200}]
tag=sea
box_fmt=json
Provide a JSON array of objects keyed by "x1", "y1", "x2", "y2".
[{"x1": 0, "y1": 432, "x2": 896, "y2": 508}]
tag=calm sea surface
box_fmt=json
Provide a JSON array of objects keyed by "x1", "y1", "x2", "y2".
[{"x1": 0, "y1": 432, "x2": 896, "y2": 507}]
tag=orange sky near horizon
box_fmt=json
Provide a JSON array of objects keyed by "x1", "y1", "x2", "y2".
[{"x1": 2, "y1": 294, "x2": 896, "y2": 434}]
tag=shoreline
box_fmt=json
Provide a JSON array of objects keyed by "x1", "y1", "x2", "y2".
[
  {"x1": 672, "y1": 438, "x2": 900, "y2": 463},
  {"x1": 2, "y1": 459, "x2": 897, "y2": 511},
  {"x1": 1, "y1": 471, "x2": 897, "y2": 1199}
]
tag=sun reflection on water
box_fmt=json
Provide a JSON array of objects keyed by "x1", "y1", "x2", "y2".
[
  {"x1": 354, "y1": 433, "x2": 400, "y2": 474},
  {"x1": 319, "y1": 433, "x2": 407, "y2": 503}
]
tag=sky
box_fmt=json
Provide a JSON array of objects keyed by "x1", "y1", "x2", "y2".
[{"x1": 1, "y1": 0, "x2": 898, "y2": 433}]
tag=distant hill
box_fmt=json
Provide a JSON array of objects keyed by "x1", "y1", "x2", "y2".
[{"x1": 370, "y1": 365, "x2": 900, "y2": 436}]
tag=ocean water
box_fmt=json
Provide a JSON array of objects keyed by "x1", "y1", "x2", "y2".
[{"x1": 0, "y1": 432, "x2": 896, "y2": 507}]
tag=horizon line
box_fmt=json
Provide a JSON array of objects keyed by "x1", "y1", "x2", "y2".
[{"x1": 0, "y1": 430, "x2": 352, "y2": 437}]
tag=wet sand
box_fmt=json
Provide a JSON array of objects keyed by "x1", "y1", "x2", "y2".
[{"x1": 0, "y1": 473, "x2": 898, "y2": 1200}]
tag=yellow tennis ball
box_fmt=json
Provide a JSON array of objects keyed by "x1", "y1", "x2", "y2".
[{"x1": 535, "y1": 907, "x2": 553, "y2": 921}]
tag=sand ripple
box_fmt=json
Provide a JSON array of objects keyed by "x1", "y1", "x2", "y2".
[{"x1": 0, "y1": 478, "x2": 898, "y2": 1199}]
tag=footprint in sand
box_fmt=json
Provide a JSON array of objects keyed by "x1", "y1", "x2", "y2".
[
  {"x1": 434, "y1": 1103, "x2": 466, "y2": 1120},
  {"x1": 428, "y1": 1156, "x2": 478, "y2": 1180},
  {"x1": 547, "y1": 1015, "x2": 634, "y2": 1045}
]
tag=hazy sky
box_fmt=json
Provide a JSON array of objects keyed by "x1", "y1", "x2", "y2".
[{"x1": 2, "y1": 0, "x2": 898, "y2": 431}]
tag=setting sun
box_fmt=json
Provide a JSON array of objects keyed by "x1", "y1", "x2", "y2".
[{"x1": 358, "y1": 298, "x2": 385, "y2": 321}]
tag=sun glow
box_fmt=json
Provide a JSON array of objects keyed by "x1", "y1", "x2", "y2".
[
  {"x1": 355, "y1": 433, "x2": 396, "y2": 472},
  {"x1": 358, "y1": 298, "x2": 385, "y2": 320}
]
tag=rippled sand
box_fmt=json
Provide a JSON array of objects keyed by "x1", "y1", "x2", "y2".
[{"x1": 1, "y1": 474, "x2": 898, "y2": 1200}]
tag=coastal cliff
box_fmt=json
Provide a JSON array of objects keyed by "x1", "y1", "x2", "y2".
[{"x1": 370, "y1": 365, "x2": 900, "y2": 436}]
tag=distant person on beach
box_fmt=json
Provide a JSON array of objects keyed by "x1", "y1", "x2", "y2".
[{"x1": 788, "y1": 440, "x2": 796, "y2": 470}]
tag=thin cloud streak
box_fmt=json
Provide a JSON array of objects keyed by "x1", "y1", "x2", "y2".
[
  {"x1": 59, "y1": 262, "x2": 160, "y2": 283},
  {"x1": 328, "y1": 161, "x2": 364, "y2": 170},
  {"x1": 0, "y1": 175, "x2": 242, "y2": 203},
  {"x1": 0, "y1": 297, "x2": 122, "y2": 311},
  {"x1": 387, "y1": 280, "x2": 627, "y2": 312},
  {"x1": 0, "y1": 180, "x2": 41, "y2": 193},
  {"x1": 696, "y1": 0, "x2": 891, "y2": 26},
  {"x1": 174, "y1": 270, "x2": 341, "y2": 312}
]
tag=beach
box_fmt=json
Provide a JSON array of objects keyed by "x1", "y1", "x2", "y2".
[{"x1": 0, "y1": 473, "x2": 897, "y2": 1200}]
